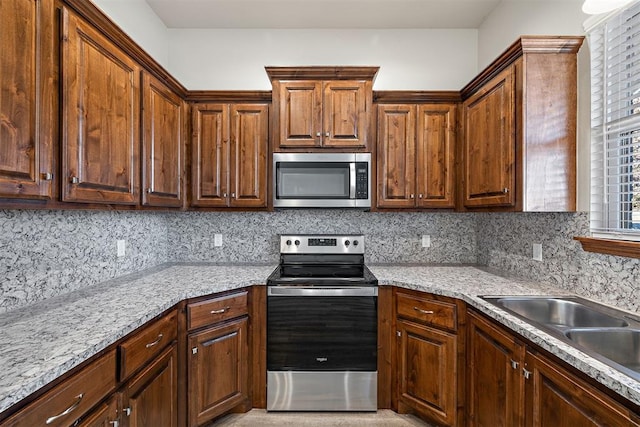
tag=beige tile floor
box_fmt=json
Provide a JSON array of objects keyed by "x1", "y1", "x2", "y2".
[{"x1": 211, "y1": 409, "x2": 432, "y2": 426}]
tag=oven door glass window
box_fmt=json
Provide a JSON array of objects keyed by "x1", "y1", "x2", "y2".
[
  {"x1": 276, "y1": 163, "x2": 350, "y2": 199},
  {"x1": 267, "y1": 295, "x2": 377, "y2": 371}
]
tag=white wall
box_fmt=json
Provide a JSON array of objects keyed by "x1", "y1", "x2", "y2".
[
  {"x1": 167, "y1": 29, "x2": 478, "y2": 90},
  {"x1": 91, "y1": 0, "x2": 170, "y2": 68},
  {"x1": 479, "y1": 0, "x2": 590, "y2": 211}
]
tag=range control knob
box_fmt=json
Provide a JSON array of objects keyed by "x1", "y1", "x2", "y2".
[
  {"x1": 353, "y1": 240, "x2": 359, "y2": 246},
  {"x1": 344, "y1": 240, "x2": 351, "y2": 247},
  {"x1": 294, "y1": 240, "x2": 300, "y2": 246},
  {"x1": 285, "y1": 239, "x2": 292, "y2": 246}
]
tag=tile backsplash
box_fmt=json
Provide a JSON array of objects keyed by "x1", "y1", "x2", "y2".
[{"x1": 2, "y1": 208, "x2": 639, "y2": 314}]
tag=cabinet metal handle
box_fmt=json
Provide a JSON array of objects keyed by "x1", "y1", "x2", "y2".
[
  {"x1": 523, "y1": 368, "x2": 532, "y2": 379},
  {"x1": 109, "y1": 421, "x2": 119, "y2": 427},
  {"x1": 70, "y1": 176, "x2": 79, "y2": 184},
  {"x1": 510, "y1": 359, "x2": 519, "y2": 370},
  {"x1": 231, "y1": 192, "x2": 235, "y2": 198},
  {"x1": 146, "y1": 188, "x2": 153, "y2": 194},
  {"x1": 145, "y1": 333, "x2": 163, "y2": 348},
  {"x1": 41, "y1": 172, "x2": 53, "y2": 181},
  {"x1": 410, "y1": 194, "x2": 415, "y2": 199},
  {"x1": 124, "y1": 407, "x2": 131, "y2": 417},
  {"x1": 223, "y1": 193, "x2": 228, "y2": 198},
  {"x1": 45, "y1": 393, "x2": 84, "y2": 424},
  {"x1": 316, "y1": 132, "x2": 322, "y2": 137},
  {"x1": 503, "y1": 188, "x2": 509, "y2": 194},
  {"x1": 418, "y1": 194, "x2": 423, "y2": 199},
  {"x1": 325, "y1": 132, "x2": 330, "y2": 137},
  {"x1": 414, "y1": 307, "x2": 434, "y2": 315},
  {"x1": 211, "y1": 306, "x2": 230, "y2": 314}
]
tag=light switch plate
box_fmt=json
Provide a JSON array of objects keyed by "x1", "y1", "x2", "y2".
[
  {"x1": 532, "y1": 243, "x2": 542, "y2": 261},
  {"x1": 422, "y1": 235, "x2": 431, "y2": 248},
  {"x1": 214, "y1": 234, "x2": 223, "y2": 247},
  {"x1": 117, "y1": 240, "x2": 126, "y2": 257}
]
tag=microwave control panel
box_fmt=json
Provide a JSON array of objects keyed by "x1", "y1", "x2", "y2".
[{"x1": 355, "y1": 163, "x2": 368, "y2": 199}]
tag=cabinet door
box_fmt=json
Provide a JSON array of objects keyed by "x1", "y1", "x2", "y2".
[
  {"x1": 141, "y1": 73, "x2": 183, "y2": 207},
  {"x1": 463, "y1": 67, "x2": 515, "y2": 208},
  {"x1": 61, "y1": 9, "x2": 140, "y2": 204},
  {"x1": 376, "y1": 104, "x2": 416, "y2": 208},
  {"x1": 191, "y1": 103, "x2": 229, "y2": 207},
  {"x1": 416, "y1": 104, "x2": 455, "y2": 208},
  {"x1": 467, "y1": 310, "x2": 525, "y2": 427},
  {"x1": 397, "y1": 319, "x2": 457, "y2": 426},
  {"x1": 0, "y1": 0, "x2": 54, "y2": 199},
  {"x1": 122, "y1": 345, "x2": 178, "y2": 427},
  {"x1": 230, "y1": 104, "x2": 268, "y2": 208},
  {"x1": 323, "y1": 80, "x2": 368, "y2": 148},
  {"x1": 76, "y1": 394, "x2": 120, "y2": 427},
  {"x1": 276, "y1": 81, "x2": 322, "y2": 149},
  {"x1": 524, "y1": 351, "x2": 640, "y2": 427},
  {"x1": 188, "y1": 317, "x2": 249, "y2": 427}
]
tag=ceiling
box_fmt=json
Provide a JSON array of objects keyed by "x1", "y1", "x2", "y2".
[{"x1": 144, "y1": 0, "x2": 575, "y2": 29}]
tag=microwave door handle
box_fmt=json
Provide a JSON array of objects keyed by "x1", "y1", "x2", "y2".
[{"x1": 349, "y1": 162, "x2": 356, "y2": 199}]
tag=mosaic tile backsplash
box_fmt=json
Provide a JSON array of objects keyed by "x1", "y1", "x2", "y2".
[{"x1": 2, "y1": 208, "x2": 640, "y2": 314}]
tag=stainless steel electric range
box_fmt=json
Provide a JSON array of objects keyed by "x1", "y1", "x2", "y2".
[{"x1": 266, "y1": 234, "x2": 378, "y2": 411}]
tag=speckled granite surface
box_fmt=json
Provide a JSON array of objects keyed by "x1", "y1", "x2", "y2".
[{"x1": 1, "y1": 263, "x2": 640, "y2": 417}]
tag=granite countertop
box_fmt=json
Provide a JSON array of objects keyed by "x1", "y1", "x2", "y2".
[{"x1": 1, "y1": 263, "x2": 639, "y2": 415}]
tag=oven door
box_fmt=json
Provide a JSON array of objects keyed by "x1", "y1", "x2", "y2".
[{"x1": 267, "y1": 286, "x2": 378, "y2": 371}]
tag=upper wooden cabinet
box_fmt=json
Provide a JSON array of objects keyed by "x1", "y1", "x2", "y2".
[
  {"x1": 461, "y1": 36, "x2": 583, "y2": 211},
  {"x1": 0, "y1": 0, "x2": 55, "y2": 200},
  {"x1": 191, "y1": 102, "x2": 268, "y2": 208},
  {"x1": 142, "y1": 73, "x2": 185, "y2": 208},
  {"x1": 61, "y1": 8, "x2": 140, "y2": 205},
  {"x1": 377, "y1": 103, "x2": 456, "y2": 209},
  {"x1": 266, "y1": 67, "x2": 378, "y2": 151}
]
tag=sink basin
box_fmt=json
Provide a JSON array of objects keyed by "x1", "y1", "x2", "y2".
[
  {"x1": 489, "y1": 297, "x2": 628, "y2": 329},
  {"x1": 565, "y1": 328, "x2": 640, "y2": 373}
]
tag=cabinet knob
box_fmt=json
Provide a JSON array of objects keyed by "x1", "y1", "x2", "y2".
[
  {"x1": 410, "y1": 194, "x2": 415, "y2": 199},
  {"x1": 146, "y1": 188, "x2": 153, "y2": 194},
  {"x1": 418, "y1": 194, "x2": 423, "y2": 199},
  {"x1": 316, "y1": 132, "x2": 322, "y2": 137},
  {"x1": 223, "y1": 193, "x2": 228, "y2": 198},
  {"x1": 70, "y1": 176, "x2": 79, "y2": 184},
  {"x1": 41, "y1": 172, "x2": 53, "y2": 181},
  {"x1": 503, "y1": 188, "x2": 509, "y2": 194},
  {"x1": 231, "y1": 192, "x2": 235, "y2": 198},
  {"x1": 325, "y1": 132, "x2": 330, "y2": 137}
]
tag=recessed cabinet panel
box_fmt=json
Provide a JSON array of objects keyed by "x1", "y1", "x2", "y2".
[
  {"x1": 230, "y1": 104, "x2": 268, "y2": 208},
  {"x1": 192, "y1": 104, "x2": 229, "y2": 207},
  {"x1": 0, "y1": 0, "x2": 54, "y2": 199},
  {"x1": 463, "y1": 67, "x2": 515, "y2": 208},
  {"x1": 279, "y1": 82, "x2": 321, "y2": 148},
  {"x1": 142, "y1": 73, "x2": 183, "y2": 207},
  {"x1": 323, "y1": 81, "x2": 367, "y2": 148},
  {"x1": 61, "y1": 9, "x2": 140, "y2": 204}
]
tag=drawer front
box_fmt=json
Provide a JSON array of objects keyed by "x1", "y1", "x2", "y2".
[
  {"x1": 397, "y1": 292, "x2": 457, "y2": 331},
  {"x1": 3, "y1": 350, "x2": 116, "y2": 427},
  {"x1": 119, "y1": 310, "x2": 177, "y2": 381},
  {"x1": 188, "y1": 291, "x2": 248, "y2": 331}
]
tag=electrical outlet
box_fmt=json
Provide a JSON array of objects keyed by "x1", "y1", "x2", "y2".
[
  {"x1": 214, "y1": 234, "x2": 223, "y2": 247},
  {"x1": 532, "y1": 243, "x2": 542, "y2": 261},
  {"x1": 421, "y1": 235, "x2": 431, "y2": 248},
  {"x1": 117, "y1": 240, "x2": 126, "y2": 257}
]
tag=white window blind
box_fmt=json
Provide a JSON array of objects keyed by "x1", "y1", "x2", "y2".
[{"x1": 590, "y1": 0, "x2": 640, "y2": 241}]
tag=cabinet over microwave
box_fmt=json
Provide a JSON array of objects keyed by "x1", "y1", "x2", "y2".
[{"x1": 273, "y1": 152, "x2": 371, "y2": 209}]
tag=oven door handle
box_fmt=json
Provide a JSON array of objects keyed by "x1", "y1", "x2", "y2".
[{"x1": 267, "y1": 286, "x2": 378, "y2": 297}]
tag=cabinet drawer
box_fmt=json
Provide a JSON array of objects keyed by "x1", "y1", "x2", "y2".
[
  {"x1": 2, "y1": 350, "x2": 116, "y2": 427},
  {"x1": 187, "y1": 291, "x2": 248, "y2": 331},
  {"x1": 397, "y1": 292, "x2": 457, "y2": 331},
  {"x1": 119, "y1": 310, "x2": 177, "y2": 381}
]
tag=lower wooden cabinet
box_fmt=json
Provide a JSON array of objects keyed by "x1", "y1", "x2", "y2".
[
  {"x1": 121, "y1": 344, "x2": 178, "y2": 427},
  {"x1": 76, "y1": 394, "x2": 120, "y2": 427}
]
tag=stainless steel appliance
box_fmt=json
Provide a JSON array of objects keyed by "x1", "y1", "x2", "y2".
[
  {"x1": 272, "y1": 152, "x2": 371, "y2": 209},
  {"x1": 266, "y1": 234, "x2": 378, "y2": 411}
]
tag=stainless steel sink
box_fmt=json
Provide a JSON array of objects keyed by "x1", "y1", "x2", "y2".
[
  {"x1": 491, "y1": 297, "x2": 628, "y2": 329},
  {"x1": 564, "y1": 328, "x2": 640, "y2": 374}
]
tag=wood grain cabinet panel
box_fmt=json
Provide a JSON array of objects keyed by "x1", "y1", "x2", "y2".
[
  {"x1": 276, "y1": 81, "x2": 322, "y2": 148},
  {"x1": 377, "y1": 104, "x2": 455, "y2": 209},
  {"x1": 0, "y1": 0, "x2": 54, "y2": 199},
  {"x1": 191, "y1": 103, "x2": 268, "y2": 208},
  {"x1": 322, "y1": 80, "x2": 368, "y2": 148},
  {"x1": 61, "y1": 8, "x2": 140, "y2": 204},
  {"x1": 142, "y1": 72, "x2": 184, "y2": 207},
  {"x1": 76, "y1": 393, "x2": 120, "y2": 427}
]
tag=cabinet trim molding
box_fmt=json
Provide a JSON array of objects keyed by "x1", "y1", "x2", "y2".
[
  {"x1": 374, "y1": 91, "x2": 461, "y2": 104},
  {"x1": 265, "y1": 66, "x2": 379, "y2": 81},
  {"x1": 574, "y1": 236, "x2": 640, "y2": 259}
]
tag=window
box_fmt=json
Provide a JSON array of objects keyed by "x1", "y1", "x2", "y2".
[{"x1": 589, "y1": 0, "x2": 640, "y2": 241}]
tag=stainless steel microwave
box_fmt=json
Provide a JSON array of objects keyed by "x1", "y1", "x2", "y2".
[{"x1": 273, "y1": 152, "x2": 371, "y2": 208}]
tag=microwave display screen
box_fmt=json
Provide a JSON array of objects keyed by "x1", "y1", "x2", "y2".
[{"x1": 277, "y1": 163, "x2": 349, "y2": 199}]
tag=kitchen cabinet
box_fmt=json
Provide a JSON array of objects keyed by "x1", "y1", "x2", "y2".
[
  {"x1": 460, "y1": 36, "x2": 583, "y2": 211},
  {"x1": 377, "y1": 104, "x2": 456, "y2": 209},
  {"x1": 395, "y1": 290, "x2": 464, "y2": 426},
  {"x1": 76, "y1": 394, "x2": 120, "y2": 427},
  {"x1": 121, "y1": 344, "x2": 178, "y2": 427},
  {"x1": 186, "y1": 291, "x2": 250, "y2": 426},
  {"x1": 191, "y1": 103, "x2": 268, "y2": 208},
  {"x1": 267, "y1": 67, "x2": 378, "y2": 151},
  {"x1": 467, "y1": 308, "x2": 640, "y2": 426},
  {"x1": 0, "y1": 0, "x2": 55, "y2": 200},
  {"x1": 61, "y1": 7, "x2": 140, "y2": 205},
  {"x1": 142, "y1": 72, "x2": 185, "y2": 208}
]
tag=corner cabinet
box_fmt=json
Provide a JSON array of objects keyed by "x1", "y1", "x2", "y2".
[
  {"x1": 266, "y1": 67, "x2": 378, "y2": 151},
  {"x1": 461, "y1": 36, "x2": 583, "y2": 211},
  {"x1": 191, "y1": 102, "x2": 268, "y2": 208},
  {"x1": 0, "y1": 0, "x2": 55, "y2": 199},
  {"x1": 377, "y1": 103, "x2": 456, "y2": 209},
  {"x1": 61, "y1": 7, "x2": 140, "y2": 204}
]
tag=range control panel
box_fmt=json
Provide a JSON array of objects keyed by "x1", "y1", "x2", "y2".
[{"x1": 280, "y1": 235, "x2": 365, "y2": 254}]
